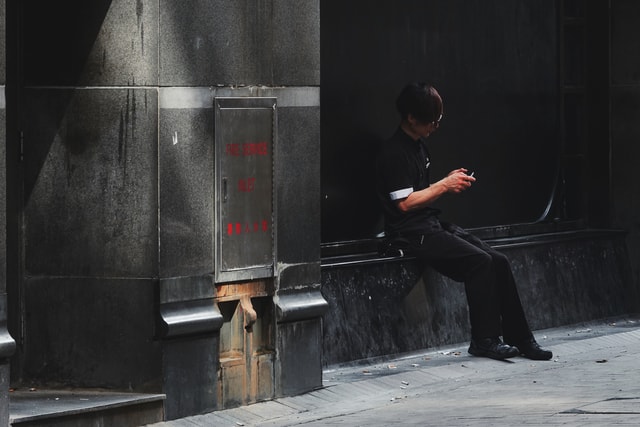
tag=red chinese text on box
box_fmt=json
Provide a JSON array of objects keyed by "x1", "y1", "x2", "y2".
[
  {"x1": 225, "y1": 142, "x2": 269, "y2": 157},
  {"x1": 227, "y1": 220, "x2": 269, "y2": 236}
]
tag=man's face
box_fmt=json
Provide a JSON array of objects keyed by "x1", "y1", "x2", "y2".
[{"x1": 407, "y1": 113, "x2": 442, "y2": 139}]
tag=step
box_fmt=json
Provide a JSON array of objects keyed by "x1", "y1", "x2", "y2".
[{"x1": 10, "y1": 389, "x2": 165, "y2": 427}]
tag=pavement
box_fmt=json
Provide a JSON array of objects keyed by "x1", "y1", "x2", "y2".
[{"x1": 149, "y1": 315, "x2": 640, "y2": 426}]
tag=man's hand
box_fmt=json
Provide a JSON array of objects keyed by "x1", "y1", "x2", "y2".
[
  {"x1": 395, "y1": 168, "x2": 476, "y2": 212},
  {"x1": 440, "y1": 168, "x2": 475, "y2": 193}
]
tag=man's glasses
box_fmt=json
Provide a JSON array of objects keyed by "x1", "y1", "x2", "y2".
[{"x1": 432, "y1": 114, "x2": 443, "y2": 128}]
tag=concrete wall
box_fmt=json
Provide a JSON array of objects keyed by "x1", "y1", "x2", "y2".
[
  {"x1": 20, "y1": 0, "x2": 162, "y2": 394},
  {"x1": 13, "y1": 0, "x2": 322, "y2": 420}
]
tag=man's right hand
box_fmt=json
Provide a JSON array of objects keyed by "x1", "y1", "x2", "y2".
[{"x1": 441, "y1": 169, "x2": 475, "y2": 193}]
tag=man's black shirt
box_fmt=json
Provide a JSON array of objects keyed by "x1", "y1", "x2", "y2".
[{"x1": 376, "y1": 128, "x2": 440, "y2": 235}]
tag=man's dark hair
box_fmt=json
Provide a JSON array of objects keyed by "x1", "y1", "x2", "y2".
[{"x1": 395, "y1": 82, "x2": 443, "y2": 123}]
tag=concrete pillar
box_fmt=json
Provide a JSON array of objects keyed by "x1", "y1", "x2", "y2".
[
  {"x1": 15, "y1": 0, "x2": 324, "y2": 420},
  {"x1": 0, "y1": 2, "x2": 16, "y2": 425},
  {"x1": 157, "y1": 1, "x2": 324, "y2": 417}
]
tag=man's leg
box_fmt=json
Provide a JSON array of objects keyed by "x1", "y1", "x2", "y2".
[
  {"x1": 485, "y1": 248, "x2": 533, "y2": 343},
  {"x1": 410, "y1": 225, "x2": 502, "y2": 340},
  {"x1": 410, "y1": 228, "x2": 521, "y2": 360},
  {"x1": 446, "y1": 227, "x2": 553, "y2": 360}
]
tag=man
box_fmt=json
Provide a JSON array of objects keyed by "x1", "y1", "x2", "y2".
[{"x1": 376, "y1": 82, "x2": 552, "y2": 361}]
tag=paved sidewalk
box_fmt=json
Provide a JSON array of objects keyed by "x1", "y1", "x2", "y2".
[{"x1": 150, "y1": 316, "x2": 640, "y2": 426}]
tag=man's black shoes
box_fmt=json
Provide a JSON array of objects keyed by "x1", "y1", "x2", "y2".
[
  {"x1": 468, "y1": 337, "x2": 519, "y2": 360},
  {"x1": 469, "y1": 337, "x2": 553, "y2": 361},
  {"x1": 510, "y1": 337, "x2": 553, "y2": 361}
]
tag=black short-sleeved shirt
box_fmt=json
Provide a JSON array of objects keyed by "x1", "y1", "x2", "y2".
[{"x1": 376, "y1": 128, "x2": 440, "y2": 235}]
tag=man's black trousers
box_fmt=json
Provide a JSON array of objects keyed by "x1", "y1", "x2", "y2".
[{"x1": 398, "y1": 219, "x2": 534, "y2": 342}]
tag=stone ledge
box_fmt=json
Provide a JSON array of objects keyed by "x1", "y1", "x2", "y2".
[
  {"x1": 320, "y1": 228, "x2": 633, "y2": 366},
  {"x1": 321, "y1": 227, "x2": 625, "y2": 268}
]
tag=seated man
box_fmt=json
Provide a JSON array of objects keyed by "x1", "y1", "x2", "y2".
[{"x1": 375, "y1": 82, "x2": 552, "y2": 361}]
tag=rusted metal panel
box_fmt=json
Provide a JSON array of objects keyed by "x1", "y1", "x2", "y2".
[{"x1": 217, "y1": 289, "x2": 276, "y2": 410}]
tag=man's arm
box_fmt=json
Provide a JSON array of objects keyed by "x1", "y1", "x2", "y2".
[{"x1": 396, "y1": 168, "x2": 475, "y2": 212}]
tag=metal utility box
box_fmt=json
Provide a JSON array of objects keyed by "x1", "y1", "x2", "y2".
[{"x1": 214, "y1": 97, "x2": 277, "y2": 283}]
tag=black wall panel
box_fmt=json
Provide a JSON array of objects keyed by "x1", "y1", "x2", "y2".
[{"x1": 321, "y1": 0, "x2": 559, "y2": 242}]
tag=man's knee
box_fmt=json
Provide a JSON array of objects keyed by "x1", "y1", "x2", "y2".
[
  {"x1": 490, "y1": 251, "x2": 511, "y2": 269},
  {"x1": 464, "y1": 251, "x2": 493, "y2": 280}
]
